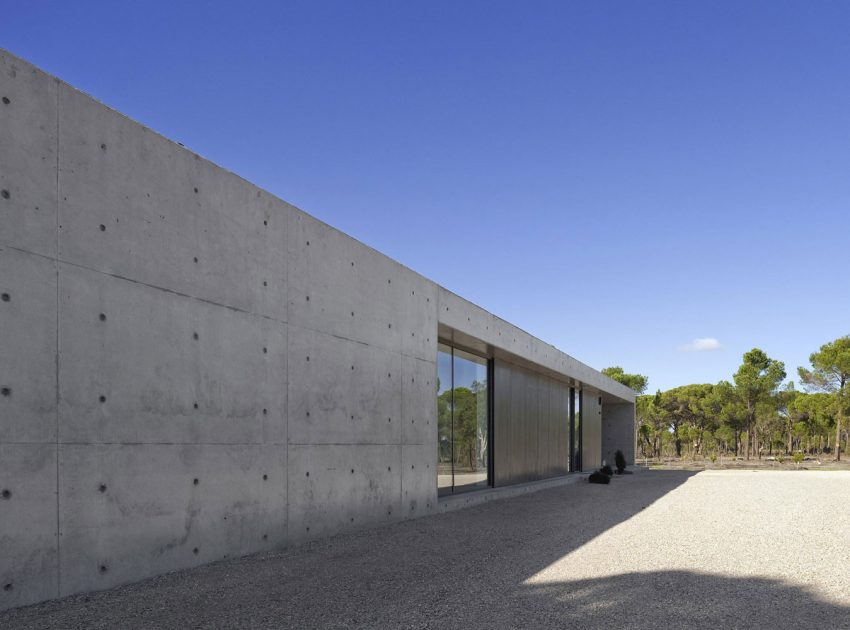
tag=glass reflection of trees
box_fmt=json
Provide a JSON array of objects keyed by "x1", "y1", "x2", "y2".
[{"x1": 437, "y1": 344, "x2": 489, "y2": 492}]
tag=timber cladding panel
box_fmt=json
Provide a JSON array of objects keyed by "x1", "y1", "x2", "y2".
[{"x1": 493, "y1": 360, "x2": 570, "y2": 486}]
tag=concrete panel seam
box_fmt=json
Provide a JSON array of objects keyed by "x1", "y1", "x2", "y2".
[
  {"x1": 286, "y1": 320, "x2": 436, "y2": 364},
  {"x1": 284, "y1": 199, "x2": 291, "y2": 546},
  {"x1": 58, "y1": 259, "x2": 286, "y2": 324},
  {"x1": 287, "y1": 442, "x2": 418, "y2": 447},
  {"x1": 53, "y1": 75, "x2": 61, "y2": 601},
  {"x1": 0, "y1": 244, "x2": 56, "y2": 264},
  {"x1": 50, "y1": 441, "x2": 290, "y2": 446}
]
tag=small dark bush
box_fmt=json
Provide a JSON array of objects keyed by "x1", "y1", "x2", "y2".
[
  {"x1": 615, "y1": 450, "x2": 627, "y2": 474},
  {"x1": 601, "y1": 464, "x2": 614, "y2": 476},
  {"x1": 588, "y1": 471, "x2": 611, "y2": 484}
]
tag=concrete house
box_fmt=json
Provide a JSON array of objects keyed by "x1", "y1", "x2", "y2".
[{"x1": 0, "y1": 49, "x2": 636, "y2": 610}]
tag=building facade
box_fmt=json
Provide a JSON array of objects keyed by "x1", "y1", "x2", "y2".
[{"x1": 0, "y1": 49, "x2": 635, "y2": 611}]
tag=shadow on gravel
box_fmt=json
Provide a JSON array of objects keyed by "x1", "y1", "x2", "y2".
[
  {"x1": 516, "y1": 570, "x2": 850, "y2": 629},
  {"x1": 1, "y1": 470, "x2": 726, "y2": 629}
]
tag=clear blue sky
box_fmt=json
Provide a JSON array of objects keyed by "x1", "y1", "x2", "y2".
[{"x1": 5, "y1": 1, "x2": 849, "y2": 392}]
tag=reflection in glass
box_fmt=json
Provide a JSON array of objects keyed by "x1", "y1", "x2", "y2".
[
  {"x1": 574, "y1": 389, "x2": 583, "y2": 471},
  {"x1": 450, "y1": 348, "x2": 488, "y2": 490},
  {"x1": 436, "y1": 344, "x2": 489, "y2": 494}
]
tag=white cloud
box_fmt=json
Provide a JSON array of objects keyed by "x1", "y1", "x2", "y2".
[{"x1": 678, "y1": 337, "x2": 722, "y2": 352}]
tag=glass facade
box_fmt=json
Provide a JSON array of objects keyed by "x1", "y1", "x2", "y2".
[
  {"x1": 574, "y1": 389, "x2": 583, "y2": 471},
  {"x1": 437, "y1": 343, "x2": 490, "y2": 494}
]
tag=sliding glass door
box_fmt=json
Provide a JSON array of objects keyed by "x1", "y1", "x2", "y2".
[{"x1": 437, "y1": 343, "x2": 490, "y2": 495}]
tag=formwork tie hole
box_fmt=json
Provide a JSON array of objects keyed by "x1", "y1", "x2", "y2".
[
  {"x1": 99, "y1": 484, "x2": 107, "y2": 493},
  {"x1": 305, "y1": 472, "x2": 309, "y2": 477},
  {"x1": 3, "y1": 583, "x2": 12, "y2": 592},
  {"x1": 1, "y1": 387, "x2": 10, "y2": 397},
  {"x1": 99, "y1": 395, "x2": 106, "y2": 403},
  {"x1": 1, "y1": 96, "x2": 9, "y2": 104},
  {"x1": 263, "y1": 474, "x2": 268, "y2": 481},
  {"x1": 193, "y1": 478, "x2": 199, "y2": 485},
  {"x1": 193, "y1": 332, "x2": 199, "y2": 340},
  {"x1": 99, "y1": 313, "x2": 106, "y2": 321},
  {"x1": 1, "y1": 489, "x2": 11, "y2": 500},
  {"x1": 99, "y1": 565, "x2": 108, "y2": 574},
  {"x1": 1, "y1": 190, "x2": 9, "y2": 199},
  {"x1": 99, "y1": 224, "x2": 106, "y2": 232},
  {"x1": 1, "y1": 293, "x2": 10, "y2": 302},
  {"x1": 100, "y1": 143, "x2": 107, "y2": 151},
  {"x1": 193, "y1": 547, "x2": 199, "y2": 555}
]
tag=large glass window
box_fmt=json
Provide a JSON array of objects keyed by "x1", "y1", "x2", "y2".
[
  {"x1": 574, "y1": 389, "x2": 583, "y2": 471},
  {"x1": 437, "y1": 343, "x2": 490, "y2": 495}
]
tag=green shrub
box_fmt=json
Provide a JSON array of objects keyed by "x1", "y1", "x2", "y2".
[
  {"x1": 792, "y1": 452, "x2": 805, "y2": 465},
  {"x1": 709, "y1": 453, "x2": 717, "y2": 464}
]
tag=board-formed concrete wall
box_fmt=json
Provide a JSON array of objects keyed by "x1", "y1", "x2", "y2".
[{"x1": 0, "y1": 48, "x2": 634, "y2": 611}]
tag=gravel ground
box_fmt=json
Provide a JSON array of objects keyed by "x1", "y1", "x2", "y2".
[{"x1": 3, "y1": 470, "x2": 849, "y2": 629}]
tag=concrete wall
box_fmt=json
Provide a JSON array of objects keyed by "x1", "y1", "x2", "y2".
[
  {"x1": 0, "y1": 49, "x2": 438, "y2": 610},
  {"x1": 437, "y1": 288, "x2": 636, "y2": 403},
  {"x1": 581, "y1": 394, "x2": 603, "y2": 470},
  {"x1": 1, "y1": 48, "x2": 633, "y2": 610},
  {"x1": 602, "y1": 403, "x2": 636, "y2": 467}
]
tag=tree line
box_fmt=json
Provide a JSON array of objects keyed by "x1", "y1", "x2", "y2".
[{"x1": 603, "y1": 336, "x2": 850, "y2": 461}]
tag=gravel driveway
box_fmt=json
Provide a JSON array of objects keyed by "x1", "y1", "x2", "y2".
[{"x1": 3, "y1": 469, "x2": 849, "y2": 629}]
